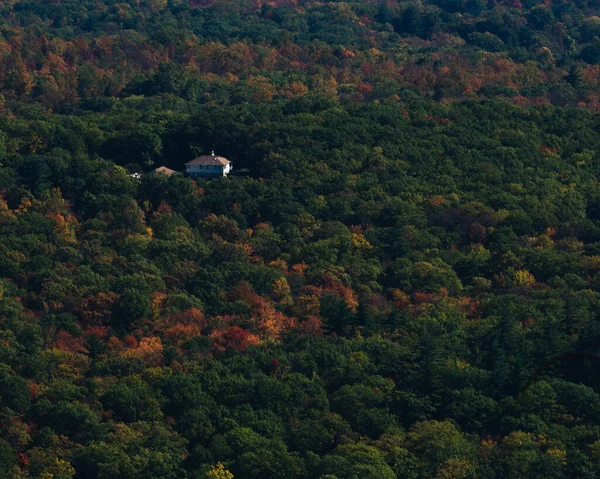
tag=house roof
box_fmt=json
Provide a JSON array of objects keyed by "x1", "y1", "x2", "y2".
[
  {"x1": 185, "y1": 155, "x2": 230, "y2": 166},
  {"x1": 150, "y1": 166, "x2": 177, "y2": 176}
]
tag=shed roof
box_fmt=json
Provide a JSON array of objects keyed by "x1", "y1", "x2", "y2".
[{"x1": 150, "y1": 166, "x2": 177, "y2": 176}]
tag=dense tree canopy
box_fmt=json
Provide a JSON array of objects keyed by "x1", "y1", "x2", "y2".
[{"x1": 3, "y1": 0, "x2": 600, "y2": 478}]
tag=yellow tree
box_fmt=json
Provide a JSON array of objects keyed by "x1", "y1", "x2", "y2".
[{"x1": 206, "y1": 462, "x2": 234, "y2": 479}]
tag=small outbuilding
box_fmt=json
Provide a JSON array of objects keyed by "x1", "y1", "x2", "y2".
[
  {"x1": 185, "y1": 152, "x2": 232, "y2": 178},
  {"x1": 147, "y1": 166, "x2": 177, "y2": 177}
]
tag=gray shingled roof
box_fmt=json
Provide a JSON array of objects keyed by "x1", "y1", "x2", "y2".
[{"x1": 185, "y1": 155, "x2": 230, "y2": 166}]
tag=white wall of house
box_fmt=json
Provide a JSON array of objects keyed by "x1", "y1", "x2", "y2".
[{"x1": 186, "y1": 163, "x2": 231, "y2": 177}]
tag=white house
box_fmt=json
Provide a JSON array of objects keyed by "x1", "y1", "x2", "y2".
[{"x1": 185, "y1": 152, "x2": 232, "y2": 178}]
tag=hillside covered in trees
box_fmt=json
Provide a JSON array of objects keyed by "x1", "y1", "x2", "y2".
[{"x1": 4, "y1": 0, "x2": 600, "y2": 478}]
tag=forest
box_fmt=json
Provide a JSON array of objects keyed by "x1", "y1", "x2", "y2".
[{"x1": 3, "y1": 0, "x2": 600, "y2": 478}]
